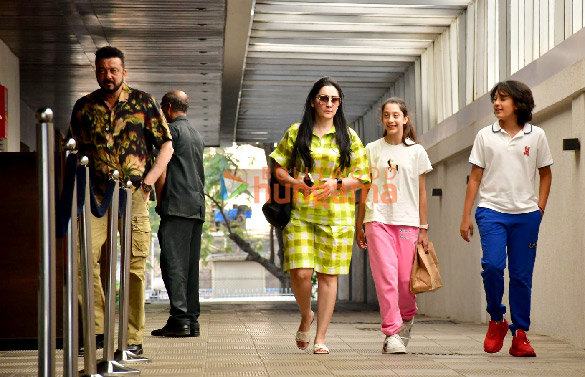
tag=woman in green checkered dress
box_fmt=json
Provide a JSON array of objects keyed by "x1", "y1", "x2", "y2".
[{"x1": 269, "y1": 77, "x2": 370, "y2": 354}]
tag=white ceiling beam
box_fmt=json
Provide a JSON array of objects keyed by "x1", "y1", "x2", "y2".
[
  {"x1": 242, "y1": 74, "x2": 401, "y2": 83},
  {"x1": 250, "y1": 30, "x2": 439, "y2": 39},
  {"x1": 249, "y1": 39, "x2": 433, "y2": 48},
  {"x1": 242, "y1": 80, "x2": 396, "y2": 88},
  {"x1": 247, "y1": 51, "x2": 421, "y2": 60},
  {"x1": 245, "y1": 57, "x2": 412, "y2": 67},
  {"x1": 245, "y1": 67, "x2": 407, "y2": 74},
  {"x1": 253, "y1": 22, "x2": 447, "y2": 33},
  {"x1": 257, "y1": 0, "x2": 471, "y2": 6},
  {"x1": 255, "y1": 4, "x2": 464, "y2": 16},
  {"x1": 254, "y1": 14, "x2": 457, "y2": 26}
]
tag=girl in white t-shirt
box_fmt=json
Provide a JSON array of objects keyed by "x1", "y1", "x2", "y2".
[
  {"x1": 460, "y1": 81, "x2": 552, "y2": 357},
  {"x1": 356, "y1": 97, "x2": 432, "y2": 354}
]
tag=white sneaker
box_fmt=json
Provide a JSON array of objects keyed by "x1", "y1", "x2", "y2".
[
  {"x1": 383, "y1": 334, "x2": 406, "y2": 354},
  {"x1": 397, "y1": 318, "x2": 414, "y2": 346}
]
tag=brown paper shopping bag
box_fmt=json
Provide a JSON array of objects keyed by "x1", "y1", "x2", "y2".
[{"x1": 409, "y1": 241, "x2": 443, "y2": 294}]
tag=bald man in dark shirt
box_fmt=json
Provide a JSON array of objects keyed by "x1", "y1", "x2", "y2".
[{"x1": 152, "y1": 90, "x2": 205, "y2": 337}]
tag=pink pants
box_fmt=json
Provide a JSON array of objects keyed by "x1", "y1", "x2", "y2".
[{"x1": 365, "y1": 222, "x2": 418, "y2": 336}]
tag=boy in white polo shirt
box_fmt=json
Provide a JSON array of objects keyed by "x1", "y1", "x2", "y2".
[{"x1": 460, "y1": 80, "x2": 553, "y2": 357}]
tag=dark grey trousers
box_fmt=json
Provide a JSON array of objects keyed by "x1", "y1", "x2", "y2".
[{"x1": 158, "y1": 216, "x2": 204, "y2": 327}]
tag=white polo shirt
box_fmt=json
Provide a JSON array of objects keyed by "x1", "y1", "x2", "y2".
[
  {"x1": 469, "y1": 122, "x2": 553, "y2": 214},
  {"x1": 364, "y1": 138, "x2": 433, "y2": 226}
]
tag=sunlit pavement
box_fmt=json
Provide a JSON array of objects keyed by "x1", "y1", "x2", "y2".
[{"x1": 2, "y1": 301, "x2": 585, "y2": 376}]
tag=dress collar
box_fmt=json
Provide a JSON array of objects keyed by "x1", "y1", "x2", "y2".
[
  {"x1": 312, "y1": 124, "x2": 336, "y2": 137},
  {"x1": 491, "y1": 121, "x2": 532, "y2": 134}
]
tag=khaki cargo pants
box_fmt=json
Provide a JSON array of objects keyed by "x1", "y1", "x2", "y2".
[{"x1": 78, "y1": 188, "x2": 150, "y2": 344}]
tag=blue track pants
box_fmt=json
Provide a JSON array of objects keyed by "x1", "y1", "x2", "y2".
[{"x1": 475, "y1": 207, "x2": 542, "y2": 335}]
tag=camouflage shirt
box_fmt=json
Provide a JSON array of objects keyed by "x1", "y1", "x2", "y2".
[{"x1": 69, "y1": 83, "x2": 172, "y2": 195}]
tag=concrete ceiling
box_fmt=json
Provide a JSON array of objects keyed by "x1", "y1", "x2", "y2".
[
  {"x1": 231, "y1": 0, "x2": 470, "y2": 145},
  {"x1": 0, "y1": 0, "x2": 224, "y2": 145},
  {"x1": 0, "y1": 0, "x2": 470, "y2": 147}
]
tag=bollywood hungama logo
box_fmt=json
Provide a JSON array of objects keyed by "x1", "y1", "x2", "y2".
[{"x1": 221, "y1": 170, "x2": 249, "y2": 200}]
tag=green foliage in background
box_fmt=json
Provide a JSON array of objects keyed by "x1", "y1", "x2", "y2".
[
  {"x1": 147, "y1": 147, "x2": 260, "y2": 263},
  {"x1": 201, "y1": 148, "x2": 256, "y2": 260},
  {"x1": 146, "y1": 146, "x2": 288, "y2": 285},
  {"x1": 148, "y1": 201, "x2": 160, "y2": 234}
]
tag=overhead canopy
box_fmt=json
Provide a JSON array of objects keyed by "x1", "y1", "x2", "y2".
[{"x1": 0, "y1": 0, "x2": 470, "y2": 147}]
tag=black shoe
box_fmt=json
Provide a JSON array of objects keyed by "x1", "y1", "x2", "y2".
[
  {"x1": 190, "y1": 323, "x2": 200, "y2": 337},
  {"x1": 151, "y1": 324, "x2": 190, "y2": 337},
  {"x1": 78, "y1": 334, "x2": 104, "y2": 357},
  {"x1": 127, "y1": 344, "x2": 143, "y2": 356}
]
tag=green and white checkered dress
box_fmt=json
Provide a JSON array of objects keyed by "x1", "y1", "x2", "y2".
[{"x1": 270, "y1": 123, "x2": 370, "y2": 274}]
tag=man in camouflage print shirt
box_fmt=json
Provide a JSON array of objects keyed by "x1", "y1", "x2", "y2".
[{"x1": 69, "y1": 46, "x2": 173, "y2": 356}]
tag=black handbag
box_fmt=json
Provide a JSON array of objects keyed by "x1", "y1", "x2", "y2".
[{"x1": 262, "y1": 171, "x2": 292, "y2": 230}]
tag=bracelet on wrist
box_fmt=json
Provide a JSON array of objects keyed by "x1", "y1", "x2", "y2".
[
  {"x1": 419, "y1": 224, "x2": 429, "y2": 230},
  {"x1": 538, "y1": 205, "x2": 544, "y2": 214}
]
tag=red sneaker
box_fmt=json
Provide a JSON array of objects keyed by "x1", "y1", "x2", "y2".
[
  {"x1": 484, "y1": 319, "x2": 509, "y2": 353},
  {"x1": 509, "y1": 330, "x2": 536, "y2": 357}
]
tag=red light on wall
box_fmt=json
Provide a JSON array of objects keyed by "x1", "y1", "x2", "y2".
[{"x1": 0, "y1": 85, "x2": 7, "y2": 138}]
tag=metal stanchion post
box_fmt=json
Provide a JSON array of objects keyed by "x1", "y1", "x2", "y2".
[
  {"x1": 63, "y1": 139, "x2": 78, "y2": 377},
  {"x1": 37, "y1": 108, "x2": 56, "y2": 377},
  {"x1": 79, "y1": 157, "x2": 102, "y2": 377},
  {"x1": 97, "y1": 171, "x2": 139, "y2": 376},
  {"x1": 115, "y1": 182, "x2": 150, "y2": 364}
]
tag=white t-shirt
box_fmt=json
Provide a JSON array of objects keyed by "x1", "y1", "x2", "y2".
[
  {"x1": 469, "y1": 122, "x2": 553, "y2": 214},
  {"x1": 363, "y1": 138, "x2": 433, "y2": 227}
]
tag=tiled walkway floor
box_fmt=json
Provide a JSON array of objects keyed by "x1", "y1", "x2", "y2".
[{"x1": 2, "y1": 301, "x2": 585, "y2": 376}]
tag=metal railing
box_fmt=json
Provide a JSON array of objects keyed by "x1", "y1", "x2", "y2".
[{"x1": 36, "y1": 108, "x2": 147, "y2": 377}]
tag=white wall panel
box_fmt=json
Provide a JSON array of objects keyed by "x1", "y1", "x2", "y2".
[
  {"x1": 475, "y1": 0, "x2": 487, "y2": 97},
  {"x1": 573, "y1": 0, "x2": 583, "y2": 32},
  {"x1": 466, "y1": 3, "x2": 475, "y2": 105},
  {"x1": 486, "y1": 0, "x2": 498, "y2": 86},
  {"x1": 352, "y1": 0, "x2": 585, "y2": 153},
  {"x1": 511, "y1": 0, "x2": 520, "y2": 73},
  {"x1": 519, "y1": 0, "x2": 526, "y2": 67},
  {"x1": 540, "y1": 0, "x2": 550, "y2": 54},
  {"x1": 450, "y1": 21, "x2": 459, "y2": 115},
  {"x1": 534, "y1": 0, "x2": 541, "y2": 59},
  {"x1": 525, "y1": 0, "x2": 534, "y2": 65},
  {"x1": 565, "y1": 0, "x2": 573, "y2": 37}
]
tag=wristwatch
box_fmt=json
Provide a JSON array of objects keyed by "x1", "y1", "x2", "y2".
[
  {"x1": 336, "y1": 177, "x2": 343, "y2": 190},
  {"x1": 419, "y1": 224, "x2": 429, "y2": 230},
  {"x1": 141, "y1": 181, "x2": 153, "y2": 193}
]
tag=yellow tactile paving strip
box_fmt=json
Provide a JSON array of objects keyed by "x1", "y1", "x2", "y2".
[{"x1": 2, "y1": 301, "x2": 585, "y2": 376}]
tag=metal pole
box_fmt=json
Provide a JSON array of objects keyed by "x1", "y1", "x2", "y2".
[
  {"x1": 79, "y1": 157, "x2": 102, "y2": 377},
  {"x1": 118, "y1": 183, "x2": 132, "y2": 351},
  {"x1": 115, "y1": 183, "x2": 150, "y2": 364},
  {"x1": 97, "y1": 171, "x2": 139, "y2": 376},
  {"x1": 37, "y1": 108, "x2": 56, "y2": 377},
  {"x1": 103, "y1": 173, "x2": 119, "y2": 362},
  {"x1": 63, "y1": 139, "x2": 78, "y2": 377}
]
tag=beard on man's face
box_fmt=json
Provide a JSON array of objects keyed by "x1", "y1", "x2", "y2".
[{"x1": 100, "y1": 79, "x2": 123, "y2": 95}]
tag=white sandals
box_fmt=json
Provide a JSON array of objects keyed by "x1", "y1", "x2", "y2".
[
  {"x1": 313, "y1": 343, "x2": 329, "y2": 354},
  {"x1": 295, "y1": 330, "x2": 311, "y2": 350},
  {"x1": 295, "y1": 311, "x2": 314, "y2": 350}
]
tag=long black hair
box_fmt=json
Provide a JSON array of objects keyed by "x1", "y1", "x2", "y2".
[
  {"x1": 293, "y1": 77, "x2": 352, "y2": 171},
  {"x1": 490, "y1": 80, "x2": 535, "y2": 126}
]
